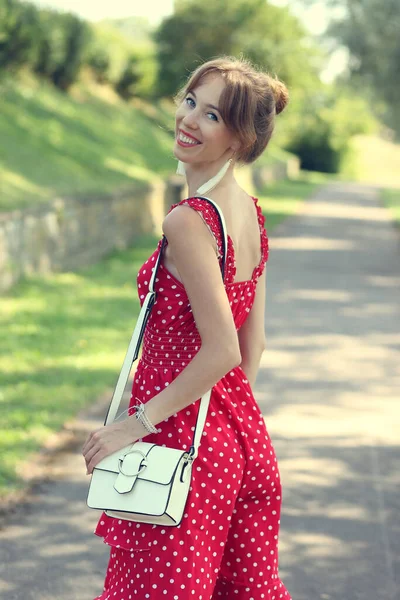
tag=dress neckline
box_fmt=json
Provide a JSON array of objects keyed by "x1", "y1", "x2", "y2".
[
  {"x1": 229, "y1": 195, "x2": 266, "y2": 285},
  {"x1": 160, "y1": 195, "x2": 267, "y2": 288}
]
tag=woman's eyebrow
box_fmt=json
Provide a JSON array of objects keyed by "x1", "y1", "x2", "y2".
[{"x1": 190, "y1": 90, "x2": 221, "y2": 113}]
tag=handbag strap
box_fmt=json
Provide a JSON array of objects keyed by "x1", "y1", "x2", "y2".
[{"x1": 103, "y1": 195, "x2": 228, "y2": 461}]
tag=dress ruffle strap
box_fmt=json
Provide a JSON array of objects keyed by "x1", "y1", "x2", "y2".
[{"x1": 165, "y1": 196, "x2": 269, "y2": 286}]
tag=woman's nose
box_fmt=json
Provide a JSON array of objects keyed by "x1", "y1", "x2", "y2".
[{"x1": 182, "y1": 110, "x2": 199, "y2": 130}]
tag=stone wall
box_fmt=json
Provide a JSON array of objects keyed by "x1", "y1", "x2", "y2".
[
  {"x1": 252, "y1": 156, "x2": 300, "y2": 189},
  {"x1": 0, "y1": 179, "x2": 186, "y2": 293},
  {"x1": 0, "y1": 157, "x2": 296, "y2": 293}
]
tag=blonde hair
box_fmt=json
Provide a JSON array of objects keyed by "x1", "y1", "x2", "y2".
[{"x1": 174, "y1": 55, "x2": 289, "y2": 164}]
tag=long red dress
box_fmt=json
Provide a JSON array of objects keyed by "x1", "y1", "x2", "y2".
[{"x1": 93, "y1": 196, "x2": 291, "y2": 600}]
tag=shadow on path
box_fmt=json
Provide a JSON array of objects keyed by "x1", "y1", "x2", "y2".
[{"x1": 257, "y1": 181, "x2": 400, "y2": 600}]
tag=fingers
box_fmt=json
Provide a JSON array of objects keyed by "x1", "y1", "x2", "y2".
[
  {"x1": 83, "y1": 444, "x2": 99, "y2": 470},
  {"x1": 82, "y1": 429, "x2": 99, "y2": 455},
  {"x1": 82, "y1": 432, "x2": 99, "y2": 472},
  {"x1": 86, "y1": 448, "x2": 104, "y2": 475},
  {"x1": 82, "y1": 430, "x2": 110, "y2": 473}
]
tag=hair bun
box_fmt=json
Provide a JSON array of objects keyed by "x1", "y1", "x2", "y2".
[{"x1": 270, "y1": 77, "x2": 289, "y2": 115}]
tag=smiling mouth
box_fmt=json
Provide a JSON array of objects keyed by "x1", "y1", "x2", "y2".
[{"x1": 177, "y1": 130, "x2": 201, "y2": 145}]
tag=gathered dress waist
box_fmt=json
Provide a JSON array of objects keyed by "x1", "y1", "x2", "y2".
[{"x1": 141, "y1": 323, "x2": 202, "y2": 369}]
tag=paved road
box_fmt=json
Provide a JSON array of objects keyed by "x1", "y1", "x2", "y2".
[{"x1": 0, "y1": 181, "x2": 399, "y2": 600}]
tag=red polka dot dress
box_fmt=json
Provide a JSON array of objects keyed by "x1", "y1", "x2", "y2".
[{"x1": 93, "y1": 196, "x2": 292, "y2": 600}]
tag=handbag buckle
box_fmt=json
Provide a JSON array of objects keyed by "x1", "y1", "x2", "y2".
[
  {"x1": 181, "y1": 452, "x2": 194, "y2": 483},
  {"x1": 118, "y1": 449, "x2": 148, "y2": 477}
]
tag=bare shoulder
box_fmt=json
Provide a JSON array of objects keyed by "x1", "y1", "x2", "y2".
[
  {"x1": 161, "y1": 203, "x2": 240, "y2": 355},
  {"x1": 163, "y1": 201, "x2": 209, "y2": 229}
]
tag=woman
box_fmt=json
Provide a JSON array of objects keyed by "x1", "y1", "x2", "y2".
[{"x1": 83, "y1": 55, "x2": 291, "y2": 600}]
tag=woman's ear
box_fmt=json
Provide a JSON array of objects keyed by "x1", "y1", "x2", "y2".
[{"x1": 231, "y1": 140, "x2": 241, "y2": 153}]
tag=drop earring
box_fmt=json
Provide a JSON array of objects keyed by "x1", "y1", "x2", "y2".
[
  {"x1": 176, "y1": 160, "x2": 186, "y2": 176},
  {"x1": 196, "y1": 153, "x2": 235, "y2": 196}
]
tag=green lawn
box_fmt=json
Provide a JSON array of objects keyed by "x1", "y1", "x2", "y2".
[
  {"x1": 0, "y1": 76, "x2": 176, "y2": 211},
  {"x1": 0, "y1": 174, "x2": 324, "y2": 498},
  {"x1": 381, "y1": 187, "x2": 400, "y2": 227},
  {"x1": 1, "y1": 233, "x2": 156, "y2": 494},
  {"x1": 258, "y1": 170, "x2": 331, "y2": 230}
]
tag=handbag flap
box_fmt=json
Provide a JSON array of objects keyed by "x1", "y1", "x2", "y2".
[{"x1": 94, "y1": 441, "x2": 187, "y2": 485}]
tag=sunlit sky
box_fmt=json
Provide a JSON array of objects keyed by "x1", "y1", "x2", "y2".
[{"x1": 30, "y1": 0, "x2": 348, "y2": 83}]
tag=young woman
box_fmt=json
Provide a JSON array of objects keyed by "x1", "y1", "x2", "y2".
[{"x1": 83, "y1": 55, "x2": 291, "y2": 600}]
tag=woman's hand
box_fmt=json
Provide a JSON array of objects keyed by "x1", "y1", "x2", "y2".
[{"x1": 82, "y1": 419, "x2": 144, "y2": 475}]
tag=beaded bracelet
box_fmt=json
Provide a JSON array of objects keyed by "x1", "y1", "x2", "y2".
[{"x1": 132, "y1": 400, "x2": 158, "y2": 434}]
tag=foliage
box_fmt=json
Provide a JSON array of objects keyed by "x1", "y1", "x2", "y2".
[
  {"x1": 115, "y1": 48, "x2": 158, "y2": 100},
  {"x1": 99, "y1": 15, "x2": 153, "y2": 48},
  {"x1": 0, "y1": 0, "x2": 41, "y2": 69},
  {"x1": 131, "y1": 48, "x2": 158, "y2": 99},
  {"x1": 298, "y1": 0, "x2": 400, "y2": 137},
  {"x1": 284, "y1": 85, "x2": 378, "y2": 172},
  {"x1": 327, "y1": 0, "x2": 400, "y2": 135},
  {"x1": 34, "y1": 9, "x2": 68, "y2": 79},
  {"x1": 0, "y1": 0, "x2": 91, "y2": 90},
  {"x1": 49, "y1": 13, "x2": 92, "y2": 91},
  {"x1": 85, "y1": 22, "x2": 137, "y2": 86},
  {"x1": 154, "y1": 0, "x2": 322, "y2": 98},
  {"x1": 85, "y1": 21, "x2": 158, "y2": 97},
  {"x1": 116, "y1": 54, "x2": 141, "y2": 100},
  {"x1": 86, "y1": 47, "x2": 110, "y2": 84}
]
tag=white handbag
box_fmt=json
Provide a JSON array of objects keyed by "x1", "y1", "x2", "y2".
[{"x1": 86, "y1": 196, "x2": 228, "y2": 526}]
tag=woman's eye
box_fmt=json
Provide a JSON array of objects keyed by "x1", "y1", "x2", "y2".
[{"x1": 185, "y1": 97, "x2": 218, "y2": 121}]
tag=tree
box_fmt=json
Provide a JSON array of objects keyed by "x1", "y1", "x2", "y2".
[
  {"x1": 50, "y1": 13, "x2": 92, "y2": 90},
  {"x1": 116, "y1": 55, "x2": 141, "y2": 99},
  {"x1": 296, "y1": 0, "x2": 400, "y2": 136},
  {"x1": 34, "y1": 9, "x2": 69, "y2": 79},
  {"x1": 0, "y1": 0, "x2": 41, "y2": 70},
  {"x1": 154, "y1": 0, "x2": 322, "y2": 97}
]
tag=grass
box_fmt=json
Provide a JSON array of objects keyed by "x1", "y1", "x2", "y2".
[
  {"x1": 0, "y1": 233, "x2": 157, "y2": 495},
  {"x1": 0, "y1": 75, "x2": 176, "y2": 212},
  {"x1": 348, "y1": 133, "x2": 400, "y2": 227},
  {"x1": 255, "y1": 142, "x2": 296, "y2": 168},
  {"x1": 381, "y1": 188, "x2": 400, "y2": 227},
  {"x1": 0, "y1": 174, "x2": 324, "y2": 498},
  {"x1": 257, "y1": 171, "x2": 331, "y2": 230},
  {"x1": 350, "y1": 134, "x2": 400, "y2": 189}
]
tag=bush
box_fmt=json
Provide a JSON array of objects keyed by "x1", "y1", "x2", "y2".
[
  {"x1": 34, "y1": 10, "x2": 70, "y2": 79},
  {"x1": 116, "y1": 55, "x2": 141, "y2": 100},
  {"x1": 50, "y1": 13, "x2": 92, "y2": 91},
  {"x1": 0, "y1": 1, "x2": 91, "y2": 90},
  {"x1": 86, "y1": 48, "x2": 110, "y2": 83},
  {"x1": 86, "y1": 22, "x2": 158, "y2": 99},
  {"x1": 0, "y1": 0, "x2": 41, "y2": 70},
  {"x1": 285, "y1": 87, "x2": 378, "y2": 173}
]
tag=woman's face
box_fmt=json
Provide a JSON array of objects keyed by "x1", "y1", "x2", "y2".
[{"x1": 174, "y1": 73, "x2": 238, "y2": 167}]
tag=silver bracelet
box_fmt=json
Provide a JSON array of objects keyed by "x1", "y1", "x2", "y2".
[{"x1": 133, "y1": 400, "x2": 158, "y2": 434}]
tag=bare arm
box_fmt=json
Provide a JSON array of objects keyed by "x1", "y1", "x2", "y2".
[
  {"x1": 134, "y1": 205, "x2": 242, "y2": 429},
  {"x1": 238, "y1": 268, "x2": 267, "y2": 388}
]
